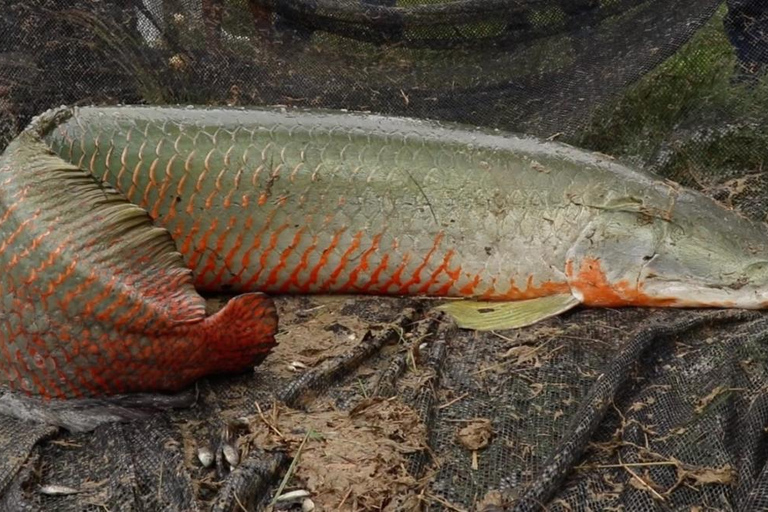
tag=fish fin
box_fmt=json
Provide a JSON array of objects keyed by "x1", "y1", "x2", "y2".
[
  {"x1": 435, "y1": 294, "x2": 580, "y2": 331},
  {"x1": 8, "y1": 134, "x2": 206, "y2": 328},
  {"x1": 0, "y1": 130, "x2": 277, "y2": 397},
  {"x1": 200, "y1": 293, "x2": 279, "y2": 374}
]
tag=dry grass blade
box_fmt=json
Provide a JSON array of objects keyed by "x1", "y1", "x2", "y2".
[
  {"x1": 622, "y1": 463, "x2": 666, "y2": 502},
  {"x1": 270, "y1": 428, "x2": 314, "y2": 507},
  {"x1": 437, "y1": 392, "x2": 469, "y2": 410},
  {"x1": 695, "y1": 386, "x2": 747, "y2": 414}
]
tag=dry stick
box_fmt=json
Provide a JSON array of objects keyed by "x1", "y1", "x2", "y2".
[
  {"x1": 338, "y1": 487, "x2": 353, "y2": 509},
  {"x1": 576, "y1": 461, "x2": 679, "y2": 470},
  {"x1": 509, "y1": 310, "x2": 760, "y2": 512},
  {"x1": 157, "y1": 459, "x2": 163, "y2": 507},
  {"x1": 437, "y1": 392, "x2": 469, "y2": 410},
  {"x1": 620, "y1": 455, "x2": 666, "y2": 502},
  {"x1": 255, "y1": 402, "x2": 284, "y2": 440}
]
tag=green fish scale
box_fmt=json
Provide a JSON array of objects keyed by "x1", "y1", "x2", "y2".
[{"x1": 47, "y1": 106, "x2": 618, "y2": 300}]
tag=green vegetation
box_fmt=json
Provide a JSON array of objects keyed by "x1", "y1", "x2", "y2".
[{"x1": 578, "y1": 5, "x2": 768, "y2": 184}]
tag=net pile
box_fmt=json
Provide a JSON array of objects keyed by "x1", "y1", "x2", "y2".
[{"x1": 0, "y1": 1, "x2": 767, "y2": 511}]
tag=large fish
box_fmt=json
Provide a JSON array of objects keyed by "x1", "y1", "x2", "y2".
[{"x1": 1, "y1": 105, "x2": 767, "y2": 399}]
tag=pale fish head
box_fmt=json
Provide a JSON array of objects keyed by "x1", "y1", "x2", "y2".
[{"x1": 637, "y1": 189, "x2": 768, "y2": 308}]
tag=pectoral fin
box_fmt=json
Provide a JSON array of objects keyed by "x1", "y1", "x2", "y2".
[{"x1": 435, "y1": 294, "x2": 580, "y2": 331}]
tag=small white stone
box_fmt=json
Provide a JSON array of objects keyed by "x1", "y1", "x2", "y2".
[
  {"x1": 223, "y1": 444, "x2": 240, "y2": 468},
  {"x1": 39, "y1": 485, "x2": 80, "y2": 496},
  {"x1": 302, "y1": 498, "x2": 316, "y2": 512},
  {"x1": 197, "y1": 446, "x2": 214, "y2": 468},
  {"x1": 275, "y1": 489, "x2": 311, "y2": 502},
  {"x1": 289, "y1": 361, "x2": 308, "y2": 371}
]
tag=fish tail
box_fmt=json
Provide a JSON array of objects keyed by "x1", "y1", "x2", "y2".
[
  {"x1": 113, "y1": 293, "x2": 278, "y2": 395},
  {"x1": 197, "y1": 293, "x2": 278, "y2": 374}
]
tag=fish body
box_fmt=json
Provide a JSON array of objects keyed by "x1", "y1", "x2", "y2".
[{"x1": 2, "y1": 105, "x2": 768, "y2": 398}]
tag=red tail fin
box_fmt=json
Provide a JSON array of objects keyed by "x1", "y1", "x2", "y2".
[{"x1": 200, "y1": 293, "x2": 279, "y2": 374}]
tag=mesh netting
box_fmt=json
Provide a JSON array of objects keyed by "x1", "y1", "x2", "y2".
[{"x1": 1, "y1": 1, "x2": 768, "y2": 511}]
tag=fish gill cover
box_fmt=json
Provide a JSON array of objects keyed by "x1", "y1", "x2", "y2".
[{"x1": 1, "y1": 1, "x2": 768, "y2": 511}]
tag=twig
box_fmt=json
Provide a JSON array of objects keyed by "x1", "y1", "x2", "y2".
[
  {"x1": 400, "y1": 89, "x2": 410, "y2": 106},
  {"x1": 49, "y1": 439, "x2": 83, "y2": 448},
  {"x1": 556, "y1": 334, "x2": 611, "y2": 346},
  {"x1": 407, "y1": 346, "x2": 418, "y2": 372},
  {"x1": 471, "y1": 363, "x2": 537, "y2": 376},
  {"x1": 255, "y1": 402, "x2": 284, "y2": 440},
  {"x1": 357, "y1": 378, "x2": 369, "y2": 399},
  {"x1": 490, "y1": 331, "x2": 520, "y2": 345},
  {"x1": 620, "y1": 455, "x2": 666, "y2": 502},
  {"x1": 298, "y1": 304, "x2": 327, "y2": 315},
  {"x1": 338, "y1": 487, "x2": 353, "y2": 509},
  {"x1": 576, "y1": 461, "x2": 679, "y2": 470},
  {"x1": 270, "y1": 428, "x2": 314, "y2": 506},
  {"x1": 437, "y1": 392, "x2": 468, "y2": 410}
]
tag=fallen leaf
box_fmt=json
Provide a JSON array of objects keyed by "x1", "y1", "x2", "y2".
[
  {"x1": 476, "y1": 490, "x2": 505, "y2": 511},
  {"x1": 684, "y1": 464, "x2": 735, "y2": 486},
  {"x1": 457, "y1": 419, "x2": 494, "y2": 451},
  {"x1": 502, "y1": 345, "x2": 539, "y2": 366}
]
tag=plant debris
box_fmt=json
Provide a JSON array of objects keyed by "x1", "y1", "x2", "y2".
[
  {"x1": 457, "y1": 419, "x2": 494, "y2": 451},
  {"x1": 476, "y1": 490, "x2": 506, "y2": 511},
  {"x1": 694, "y1": 386, "x2": 745, "y2": 414},
  {"x1": 245, "y1": 398, "x2": 428, "y2": 510}
]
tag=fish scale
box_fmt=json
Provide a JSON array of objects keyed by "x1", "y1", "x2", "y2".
[
  {"x1": 3, "y1": 105, "x2": 768, "y2": 398},
  {"x1": 48, "y1": 106, "x2": 597, "y2": 299}
]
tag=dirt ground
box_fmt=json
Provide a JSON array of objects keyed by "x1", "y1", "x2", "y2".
[{"x1": 193, "y1": 295, "x2": 438, "y2": 511}]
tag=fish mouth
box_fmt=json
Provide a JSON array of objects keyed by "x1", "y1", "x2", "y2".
[{"x1": 640, "y1": 280, "x2": 768, "y2": 309}]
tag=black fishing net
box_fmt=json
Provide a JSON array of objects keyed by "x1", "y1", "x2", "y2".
[{"x1": 1, "y1": 1, "x2": 767, "y2": 511}]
